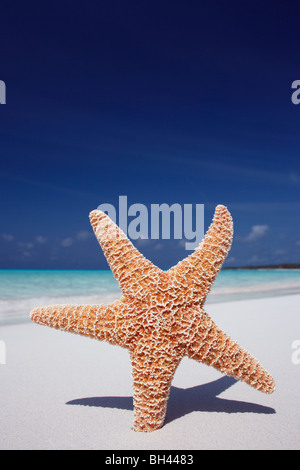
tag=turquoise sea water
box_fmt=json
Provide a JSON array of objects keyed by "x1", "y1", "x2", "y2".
[{"x1": 0, "y1": 269, "x2": 300, "y2": 324}]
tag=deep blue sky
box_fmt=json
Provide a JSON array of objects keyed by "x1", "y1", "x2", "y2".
[{"x1": 0, "y1": 1, "x2": 300, "y2": 269}]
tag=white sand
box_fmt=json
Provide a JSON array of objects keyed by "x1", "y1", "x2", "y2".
[{"x1": 0, "y1": 294, "x2": 299, "y2": 450}]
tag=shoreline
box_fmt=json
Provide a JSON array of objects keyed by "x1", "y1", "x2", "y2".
[
  {"x1": 1, "y1": 288, "x2": 300, "y2": 327},
  {"x1": 1, "y1": 265, "x2": 300, "y2": 271},
  {"x1": 1, "y1": 292, "x2": 299, "y2": 450},
  {"x1": 1, "y1": 285, "x2": 300, "y2": 326}
]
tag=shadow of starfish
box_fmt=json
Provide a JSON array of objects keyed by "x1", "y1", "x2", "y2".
[{"x1": 66, "y1": 376, "x2": 275, "y2": 426}]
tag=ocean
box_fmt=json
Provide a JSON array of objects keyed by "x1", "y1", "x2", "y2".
[{"x1": 0, "y1": 269, "x2": 300, "y2": 325}]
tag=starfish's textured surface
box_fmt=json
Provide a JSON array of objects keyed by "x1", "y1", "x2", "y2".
[{"x1": 30, "y1": 205, "x2": 275, "y2": 432}]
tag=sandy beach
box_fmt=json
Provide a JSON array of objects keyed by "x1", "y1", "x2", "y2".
[{"x1": 1, "y1": 293, "x2": 299, "y2": 450}]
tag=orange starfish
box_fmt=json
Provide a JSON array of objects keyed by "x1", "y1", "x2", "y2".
[{"x1": 30, "y1": 205, "x2": 275, "y2": 432}]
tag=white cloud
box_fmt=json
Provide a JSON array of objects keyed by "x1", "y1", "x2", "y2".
[
  {"x1": 154, "y1": 243, "x2": 163, "y2": 251},
  {"x1": 18, "y1": 241, "x2": 34, "y2": 250},
  {"x1": 135, "y1": 237, "x2": 152, "y2": 247},
  {"x1": 245, "y1": 225, "x2": 269, "y2": 242},
  {"x1": 60, "y1": 230, "x2": 92, "y2": 248},
  {"x1": 226, "y1": 256, "x2": 236, "y2": 264},
  {"x1": 289, "y1": 172, "x2": 300, "y2": 183},
  {"x1": 35, "y1": 235, "x2": 47, "y2": 244},
  {"x1": 275, "y1": 249, "x2": 286, "y2": 255},
  {"x1": 61, "y1": 237, "x2": 73, "y2": 247},
  {"x1": 2, "y1": 233, "x2": 15, "y2": 242},
  {"x1": 247, "y1": 254, "x2": 264, "y2": 264},
  {"x1": 76, "y1": 230, "x2": 91, "y2": 241}
]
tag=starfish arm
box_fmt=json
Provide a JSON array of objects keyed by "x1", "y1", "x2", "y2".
[
  {"x1": 89, "y1": 210, "x2": 162, "y2": 298},
  {"x1": 130, "y1": 342, "x2": 182, "y2": 432},
  {"x1": 30, "y1": 299, "x2": 128, "y2": 347},
  {"x1": 186, "y1": 309, "x2": 275, "y2": 394},
  {"x1": 168, "y1": 205, "x2": 233, "y2": 305}
]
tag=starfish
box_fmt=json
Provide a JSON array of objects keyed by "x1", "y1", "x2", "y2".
[{"x1": 30, "y1": 205, "x2": 275, "y2": 432}]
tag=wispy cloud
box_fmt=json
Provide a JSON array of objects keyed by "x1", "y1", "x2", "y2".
[
  {"x1": 35, "y1": 235, "x2": 47, "y2": 244},
  {"x1": 61, "y1": 237, "x2": 73, "y2": 247},
  {"x1": 2, "y1": 233, "x2": 15, "y2": 242},
  {"x1": 244, "y1": 225, "x2": 269, "y2": 242},
  {"x1": 1, "y1": 170, "x2": 96, "y2": 198},
  {"x1": 289, "y1": 172, "x2": 300, "y2": 184},
  {"x1": 76, "y1": 230, "x2": 92, "y2": 241},
  {"x1": 18, "y1": 241, "x2": 34, "y2": 250},
  {"x1": 61, "y1": 230, "x2": 93, "y2": 247}
]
